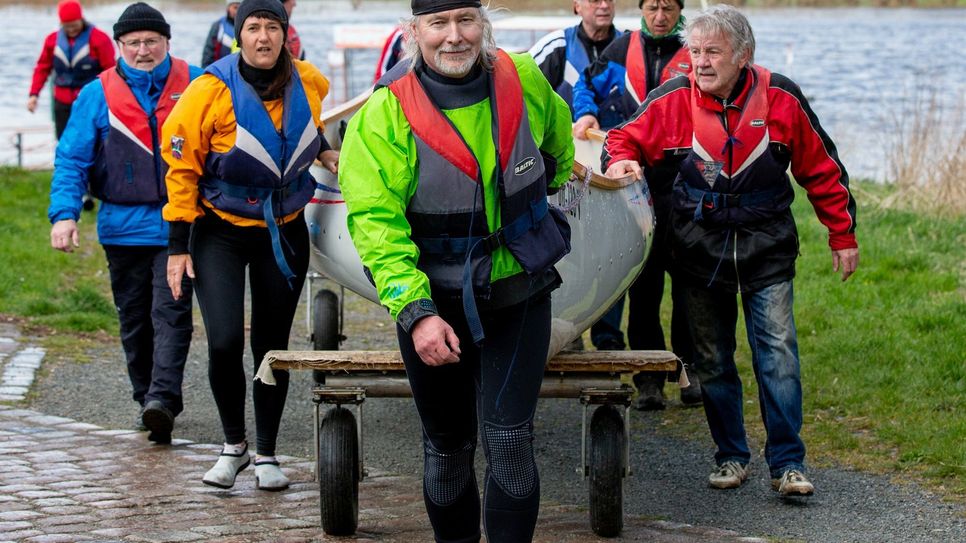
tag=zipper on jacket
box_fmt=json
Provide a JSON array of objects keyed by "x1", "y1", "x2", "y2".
[{"x1": 732, "y1": 229, "x2": 741, "y2": 292}]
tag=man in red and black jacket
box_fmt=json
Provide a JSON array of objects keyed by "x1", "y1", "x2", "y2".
[
  {"x1": 605, "y1": 5, "x2": 858, "y2": 498},
  {"x1": 27, "y1": 0, "x2": 116, "y2": 139}
]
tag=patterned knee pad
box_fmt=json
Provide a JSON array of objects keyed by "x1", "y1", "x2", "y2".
[
  {"x1": 482, "y1": 422, "x2": 536, "y2": 498},
  {"x1": 423, "y1": 441, "x2": 475, "y2": 506}
]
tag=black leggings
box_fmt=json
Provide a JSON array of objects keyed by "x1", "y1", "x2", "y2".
[
  {"x1": 398, "y1": 293, "x2": 551, "y2": 543},
  {"x1": 191, "y1": 211, "x2": 308, "y2": 456}
]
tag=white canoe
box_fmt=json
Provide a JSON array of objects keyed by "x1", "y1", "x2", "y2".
[{"x1": 306, "y1": 94, "x2": 654, "y2": 356}]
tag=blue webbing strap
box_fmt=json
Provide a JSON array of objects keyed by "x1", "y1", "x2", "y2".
[
  {"x1": 213, "y1": 180, "x2": 296, "y2": 289},
  {"x1": 686, "y1": 184, "x2": 784, "y2": 223},
  {"x1": 459, "y1": 198, "x2": 550, "y2": 345}
]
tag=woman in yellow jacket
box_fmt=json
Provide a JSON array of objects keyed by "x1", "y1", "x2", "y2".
[{"x1": 162, "y1": 0, "x2": 337, "y2": 491}]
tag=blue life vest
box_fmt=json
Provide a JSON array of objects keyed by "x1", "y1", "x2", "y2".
[
  {"x1": 89, "y1": 59, "x2": 191, "y2": 205},
  {"x1": 53, "y1": 26, "x2": 101, "y2": 89},
  {"x1": 201, "y1": 54, "x2": 322, "y2": 285},
  {"x1": 213, "y1": 16, "x2": 235, "y2": 62}
]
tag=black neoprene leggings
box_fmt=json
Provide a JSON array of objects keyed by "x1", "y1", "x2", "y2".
[
  {"x1": 191, "y1": 210, "x2": 308, "y2": 456},
  {"x1": 398, "y1": 293, "x2": 551, "y2": 543}
]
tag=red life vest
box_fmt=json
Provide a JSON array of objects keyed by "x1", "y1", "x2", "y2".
[
  {"x1": 624, "y1": 32, "x2": 691, "y2": 105},
  {"x1": 90, "y1": 58, "x2": 190, "y2": 205}
]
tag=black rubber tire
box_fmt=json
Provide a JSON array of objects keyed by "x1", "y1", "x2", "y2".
[
  {"x1": 318, "y1": 406, "x2": 359, "y2": 535},
  {"x1": 312, "y1": 289, "x2": 340, "y2": 384},
  {"x1": 589, "y1": 404, "x2": 625, "y2": 537}
]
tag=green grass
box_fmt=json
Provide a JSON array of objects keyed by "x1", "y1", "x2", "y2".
[
  {"x1": 648, "y1": 181, "x2": 966, "y2": 500},
  {"x1": 0, "y1": 167, "x2": 116, "y2": 334}
]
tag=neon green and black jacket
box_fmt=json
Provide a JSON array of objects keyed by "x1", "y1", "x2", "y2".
[{"x1": 339, "y1": 51, "x2": 574, "y2": 327}]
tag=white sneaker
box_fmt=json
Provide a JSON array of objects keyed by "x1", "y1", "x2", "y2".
[
  {"x1": 255, "y1": 460, "x2": 290, "y2": 491},
  {"x1": 708, "y1": 461, "x2": 748, "y2": 489},
  {"x1": 771, "y1": 469, "x2": 815, "y2": 496},
  {"x1": 202, "y1": 445, "x2": 251, "y2": 489}
]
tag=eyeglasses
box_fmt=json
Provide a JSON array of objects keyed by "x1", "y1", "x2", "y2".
[
  {"x1": 121, "y1": 38, "x2": 163, "y2": 50},
  {"x1": 584, "y1": 0, "x2": 615, "y2": 5}
]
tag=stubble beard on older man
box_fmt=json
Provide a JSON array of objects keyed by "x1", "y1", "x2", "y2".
[{"x1": 433, "y1": 45, "x2": 477, "y2": 77}]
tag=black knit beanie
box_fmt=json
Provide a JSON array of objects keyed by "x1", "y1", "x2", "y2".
[
  {"x1": 411, "y1": 0, "x2": 481, "y2": 16},
  {"x1": 639, "y1": 0, "x2": 684, "y2": 8},
  {"x1": 234, "y1": 0, "x2": 288, "y2": 40},
  {"x1": 113, "y1": 2, "x2": 170, "y2": 40}
]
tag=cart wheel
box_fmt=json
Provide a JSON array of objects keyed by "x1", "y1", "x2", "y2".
[
  {"x1": 589, "y1": 404, "x2": 625, "y2": 537},
  {"x1": 312, "y1": 289, "x2": 340, "y2": 384},
  {"x1": 318, "y1": 406, "x2": 359, "y2": 535}
]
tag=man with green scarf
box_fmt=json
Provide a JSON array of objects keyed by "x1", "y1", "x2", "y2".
[{"x1": 572, "y1": 0, "x2": 699, "y2": 411}]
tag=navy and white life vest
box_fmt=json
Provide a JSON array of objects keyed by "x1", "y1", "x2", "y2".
[
  {"x1": 201, "y1": 54, "x2": 322, "y2": 284},
  {"x1": 386, "y1": 50, "x2": 571, "y2": 342},
  {"x1": 213, "y1": 17, "x2": 235, "y2": 63},
  {"x1": 89, "y1": 59, "x2": 190, "y2": 205},
  {"x1": 555, "y1": 25, "x2": 593, "y2": 109},
  {"x1": 675, "y1": 65, "x2": 792, "y2": 226},
  {"x1": 53, "y1": 26, "x2": 101, "y2": 89},
  {"x1": 624, "y1": 31, "x2": 691, "y2": 106}
]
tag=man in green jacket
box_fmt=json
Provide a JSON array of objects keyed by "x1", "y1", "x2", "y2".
[{"x1": 339, "y1": 1, "x2": 574, "y2": 540}]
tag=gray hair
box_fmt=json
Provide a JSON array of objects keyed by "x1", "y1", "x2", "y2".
[
  {"x1": 401, "y1": 7, "x2": 498, "y2": 72},
  {"x1": 685, "y1": 4, "x2": 756, "y2": 65}
]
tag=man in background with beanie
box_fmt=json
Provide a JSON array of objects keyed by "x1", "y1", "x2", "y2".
[
  {"x1": 48, "y1": 2, "x2": 203, "y2": 446},
  {"x1": 528, "y1": 0, "x2": 622, "y2": 117},
  {"x1": 573, "y1": 0, "x2": 699, "y2": 411},
  {"x1": 339, "y1": 1, "x2": 573, "y2": 540},
  {"x1": 28, "y1": 0, "x2": 115, "y2": 140},
  {"x1": 202, "y1": 0, "x2": 240, "y2": 67}
]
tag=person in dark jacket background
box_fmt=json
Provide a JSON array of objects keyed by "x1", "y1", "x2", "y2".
[
  {"x1": 48, "y1": 2, "x2": 202, "y2": 446},
  {"x1": 528, "y1": 0, "x2": 622, "y2": 116},
  {"x1": 574, "y1": 0, "x2": 698, "y2": 411},
  {"x1": 202, "y1": 0, "x2": 241, "y2": 67},
  {"x1": 603, "y1": 4, "x2": 859, "y2": 497}
]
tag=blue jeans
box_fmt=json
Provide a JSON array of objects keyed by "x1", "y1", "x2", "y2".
[{"x1": 685, "y1": 280, "x2": 806, "y2": 478}]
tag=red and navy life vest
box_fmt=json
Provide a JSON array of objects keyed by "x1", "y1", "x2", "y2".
[
  {"x1": 53, "y1": 26, "x2": 102, "y2": 89},
  {"x1": 201, "y1": 53, "x2": 322, "y2": 284},
  {"x1": 212, "y1": 16, "x2": 235, "y2": 63},
  {"x1": 624, "y1": 31, "x2": 691, "y2": 106},
  {"x1": 675, "y1": 65, "x2": 792, "y2": 226},
  {"x1": 89, "y1": 58, "x2": 190, "y2": 205},
  {"x1": 386, "y1": 50, "x2": 571, "y2": 342}
]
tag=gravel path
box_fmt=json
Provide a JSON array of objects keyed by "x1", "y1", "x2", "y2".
[{"x1": 29, "y1": 281, "x2": 966, "y2": 542}]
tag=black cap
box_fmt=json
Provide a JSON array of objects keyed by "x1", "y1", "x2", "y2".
[
  {"x1": 639, "y1": 0, "x2": 684, "y2": 7},
  {"x1": 234, "y1": 0, "x2": 288, "y2": 40},
  {"x1": 411, "y1": 0, "x2": 481, "y2": 16},
  {"x1": 113, "y1": 2, "x2": 170, "y2": 40}
]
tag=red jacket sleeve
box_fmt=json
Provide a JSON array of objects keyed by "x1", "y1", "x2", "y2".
[
  {"x1": 602, "y1": 83, "x2": 691, "y2": 171},
  {"x1": 91, "y1": 28, "x2": 117, "y2": 72},
  {"x1": 769, "y1": 79, "x2": 857, "y2": 251},
  {"x1": 29, "y1": 32, "x2": 57, "y2": 97}
]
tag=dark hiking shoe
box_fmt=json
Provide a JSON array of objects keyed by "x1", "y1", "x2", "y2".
[
  {"x1": 679, "y1": 366, "x2": 703, "y2": 406},
  {"x1": 632, "y1": 378, "x2": 666, "y2": 411},
  {"x1": 142, "y1": 400, "x2": 174, "y2": 444}
]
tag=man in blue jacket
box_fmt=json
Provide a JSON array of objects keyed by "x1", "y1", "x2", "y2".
[{"x1": 48, "y1": 2, "x2": 203, "y2": 444}]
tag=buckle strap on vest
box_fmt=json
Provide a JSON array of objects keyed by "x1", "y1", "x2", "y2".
[
  {"x1": 460, "y1": 198, "x2": 550, "y2": 345},
  {"x1": 210, "y1": 179, "x2": 297, "y2": 288},
  {"x1": 685, "y1": 184, "x2": 784, "y2": 223}
]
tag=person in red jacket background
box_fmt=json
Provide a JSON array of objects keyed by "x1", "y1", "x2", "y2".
[{"x1": 28, "y1": 0, "x2": 116, "y2": 140}]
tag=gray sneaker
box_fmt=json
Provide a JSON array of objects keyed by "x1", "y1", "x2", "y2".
[
  {"x1": 771, "y1": 469, "x2": 814, "y2": 496},
  {"x1": 709, "y1": 461, "x2": 748, "y2": 489}
]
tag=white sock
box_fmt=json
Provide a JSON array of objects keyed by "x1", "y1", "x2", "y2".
[{"x1": 223, "y1": 441, "x2": 247, "y2": 455}]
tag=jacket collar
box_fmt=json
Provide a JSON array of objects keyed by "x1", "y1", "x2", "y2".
[{"x1": 118, "y1": 55, "x2": 172, "y2": 91}]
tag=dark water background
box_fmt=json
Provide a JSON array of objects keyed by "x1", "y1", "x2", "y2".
[{"x1": 1, "y1": 1, "x2": 963, "y2": 180}]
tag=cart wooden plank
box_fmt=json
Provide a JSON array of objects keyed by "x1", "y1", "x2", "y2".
[{"x1": 262, "y1": 349, "x2": 679, "y2": 375}]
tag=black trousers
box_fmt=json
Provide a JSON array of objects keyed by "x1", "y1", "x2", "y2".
[
  {"x1": 103, "y1": 245, "x2": 193, "y2": 415},
  {"x1": 398, "y1": 293, "x2": 551, "y2": 543},
  {"x1": 53, "y1": 98, "x2": 72, "y2": 140},
  {"x1": 191, "y1": 211, "x2": 308, "y2": 456},
  {"x1": 628, "y1": 192, "x2": 693, "y2": 386}
]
